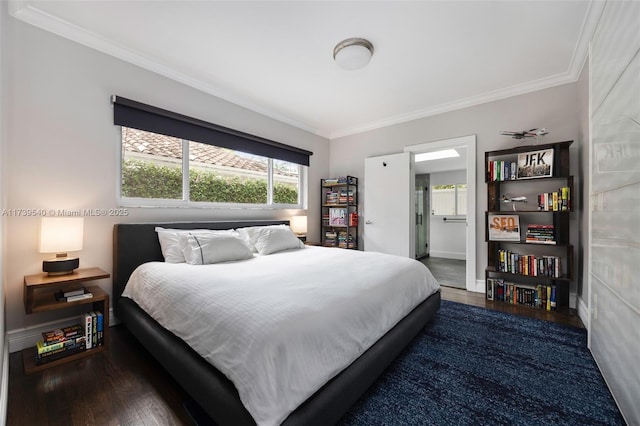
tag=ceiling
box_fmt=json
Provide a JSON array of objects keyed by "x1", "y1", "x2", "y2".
[{"x1": 10, "y1": 1, "x2": 602, "y2": 139}]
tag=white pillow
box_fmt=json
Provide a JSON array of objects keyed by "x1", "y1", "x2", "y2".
[
  {"x1": 250, "y1": 226, "x2": 304, "y2": 255},
  {"x1": 180, "y1": 232, "x2": 254, "y2": 265},
  {"x1": 236, "y1": 224, "x2": 288, "y2": 252},
  {"x1": 155, "y1": 227, "x2": 235, "y2": 263}
]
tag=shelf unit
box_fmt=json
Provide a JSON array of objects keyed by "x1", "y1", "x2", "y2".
[
  {"x1": 485, "y1": 141, "x2": 574, "y2": 313},
  {"x1": 23, "y1": 267, "x2": 110, "y2": 374},
  {"x1": 321, "y1": 176, "x2": 358, "y2": 249}
]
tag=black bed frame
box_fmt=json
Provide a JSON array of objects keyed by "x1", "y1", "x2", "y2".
[{"x1": 113, "y1": 220, "x2": 441, "y2": 426}]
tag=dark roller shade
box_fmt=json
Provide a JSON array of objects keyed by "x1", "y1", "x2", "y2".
[{"x1": 113, "y1": 96, "x2": 312, "y2": 166}]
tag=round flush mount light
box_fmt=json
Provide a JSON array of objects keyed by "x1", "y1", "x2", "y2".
[{"x1": 333, "y1": 38, "x2": 374, "y2": 70}]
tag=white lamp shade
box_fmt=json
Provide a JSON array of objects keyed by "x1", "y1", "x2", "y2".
[
  {"x1": 39, "y1": 217, "x2": 84, "y2": 253},
  {"x1": 290, "y1": 216, "x2": 308, "y2": 235}
]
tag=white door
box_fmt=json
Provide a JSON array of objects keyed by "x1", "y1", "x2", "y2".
[{"x1": 364, "y1": 152, "x2": 415, "y2": 257}]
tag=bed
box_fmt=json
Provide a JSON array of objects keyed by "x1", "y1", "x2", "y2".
[{"x1": 113, "y1": 220, "x2": 441, "y2": 426}]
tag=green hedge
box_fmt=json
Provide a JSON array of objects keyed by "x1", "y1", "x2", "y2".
[{"x1": 122, "y1": 160, "x2": 298, "y2": 204}]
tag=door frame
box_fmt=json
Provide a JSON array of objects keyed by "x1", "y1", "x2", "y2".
[{"x1": 404, "y1": 135, "x2": 478, "y2": 292}]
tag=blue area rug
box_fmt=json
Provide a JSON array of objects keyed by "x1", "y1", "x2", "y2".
[
  {"x1": 339, "y1": 300, "x2": 625, "y2": 426},
  {"x1": 185, "y1": 300, "x2": 625, "y2": 425}
]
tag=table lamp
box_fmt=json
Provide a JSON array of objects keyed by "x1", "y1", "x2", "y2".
[
  {"x1": 39, "y1": 217, "x2": 84, "y2": 275},
  {"x1": 290, "y1": 215, "x2": 307, "y2": 237}
]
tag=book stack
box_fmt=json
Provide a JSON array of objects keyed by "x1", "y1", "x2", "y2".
[
  {"x1": 36, "y1": 324, "x2": 86, "y2": 365},
  {"x1": 486, "y1": 279, "x2": 557, "y2": 310},
  {"x1": 488, "y1": 160, "x2": 517, "y2": 181},
  {"x1": 338, "y1": 190, "x2": 354, "y2": 204},
  {"x1": 322, "y1": 213, "x2": 330, "y2": 226},
  {"x1": 497, "y1": 249, "x2": 562, "y2": 277},
  {"x1": 525, "y1": 224, "x2": 556, "y2": 245},
  {"x1": 324, "y1": 231, "x2": 337, "y2": 247},
  {"x1": 55, "y1": 286, "x2": 93, "y2": 302},
  {"x1": 324, "y1": 178, "x2": 339, "y2": 185},
  {"x1": 337, "y1": 231, "x2": 355, "y2": 248},
  {"x1": 537, "y1": 186, "x2": 570, "y2": 211},
  {"x1": 325, "y1": 191, "x2": 339, "y2": 205}
]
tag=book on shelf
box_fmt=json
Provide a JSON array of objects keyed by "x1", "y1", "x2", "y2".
[
  {"x1": 36, "y1": 342, "x2": 86, "y2": 365},
  {"x1": 59, "y1": 285, "x2": 85, "y2": 298},
  {"x1": 496, "y1": 249, "x2": 562, "y2": 277},
  {"x1": 488, "y1": 160, "x2": 519, "y2": 182},
  {"x1": 525, "y1": 224, "x2": 556, "y2": 245},
  {"x1": 42, "y1": 324, "x2": 83, "y2": 345},
  {"x1": 55, "y1": 290, "x2": 93, "y2": 302},
  {"x1": 82, "y1": 312, "x2": 93, "y2": 349},
  {"x1": 324, "y1": 191, "x2": 339, "y2": 205},
  {"x1": 91, "y1": 311, "x2": 98, "y2": 348},
  {"x1": 96, "y1": 311, "x2": 104, "y2": 346},
  {"x1": 486, "y1": 279, "x2": 556, "y2": 310},
  {"x1": 538, "y1": 187, "x2": 571, "y2": 211}
]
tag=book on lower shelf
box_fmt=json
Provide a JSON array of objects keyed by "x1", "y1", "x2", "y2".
[
  {"x1": 36, "y1": 325, "x2": 88, "y2": 365},
  {"x1": 486, "y1": 279, "x2": 557, "y2": 310}
]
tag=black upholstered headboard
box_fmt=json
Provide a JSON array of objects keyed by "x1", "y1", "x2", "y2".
[{"x1": 112, "y1": 220, "x2": 288, "y2": 316}]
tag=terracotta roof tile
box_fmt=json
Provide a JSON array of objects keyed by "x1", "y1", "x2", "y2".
[{"x1": 122, "y1": 128, "x2": 297, "y2": 177}]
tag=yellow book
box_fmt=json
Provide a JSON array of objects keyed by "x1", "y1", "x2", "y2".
[{"x1": 546, "y1": 286, "x2": 552, "y2": 310}]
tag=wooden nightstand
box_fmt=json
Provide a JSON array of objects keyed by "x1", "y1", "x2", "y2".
[{"x1": 23, "y1": 267, "x2": 110, "y2": 374}]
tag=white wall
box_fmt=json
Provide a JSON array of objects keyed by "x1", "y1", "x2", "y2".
[
  {"x1": 4, "y1": 13, "x2": 329, "y2": 347},
  {"x1": 428, "y1": 169, "x2": 466, "y2": 259},
  {"x1": 330, "y1": 83, "x2": 582, "y2": 297},
  {"x1": 577, "y1": 58, "x2": 590, "y2": 325}
]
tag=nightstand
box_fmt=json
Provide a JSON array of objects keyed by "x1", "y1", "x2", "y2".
[{"x1": 23, "y1": 267, "x2": 110, "y2": 374}]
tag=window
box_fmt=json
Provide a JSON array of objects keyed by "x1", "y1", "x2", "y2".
[
  {"x1": 431, "y1": 183, "x2": 467, "y2": 216},
  {"x1": 113, "y1": 96, "x2": 311, "y2": 208},
  {"x1": 120, "y1": 128, "x2": 303, "y2": 207}
]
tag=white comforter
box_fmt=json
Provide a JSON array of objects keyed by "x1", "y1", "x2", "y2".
[{"x1": 122, "y1": 246, "x2": 439, "y2": 426}]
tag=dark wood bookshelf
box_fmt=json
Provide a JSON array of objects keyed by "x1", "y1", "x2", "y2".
[{"x1": 485, "y1": 141, "x2": 574, "y2": 314}]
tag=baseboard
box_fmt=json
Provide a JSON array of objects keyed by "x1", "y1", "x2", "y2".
[
  {"x1": 469, "y1": 279, "x2": 485, "y2": 293},
  {"x1": 429, "y1": 251, "x2": 466, "y2": 260},
  {"x1": 8, "y1": 308, "x2": 117, "y2": 353},
  {"x1": 1, "y1": 337, "x2": 8, "y2": 426},
  {"x1": 577, "y1": 295, "x2": 589, "y2": 331}
]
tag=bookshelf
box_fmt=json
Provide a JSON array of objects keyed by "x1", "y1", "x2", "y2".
[
  {"x1": 23, "y1": 267, "x2": 110, "y2": 374},
  {"x1": 321, "y1": 176, "x2": 358, "y2": 249},
  {"x1": 484, "y1": 141, "x2": 574, "y2": 313}
]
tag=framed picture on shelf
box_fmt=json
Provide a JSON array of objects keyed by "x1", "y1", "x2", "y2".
[
  {"x1": 517, "y1": 148, "x2": 553, "y2": 179},
  {"x1": 329, "y1": 208, "x2": 347, "y2": 226},
  {"x1": 488, "y1": 214, "x2": 521, "y2": 241}
]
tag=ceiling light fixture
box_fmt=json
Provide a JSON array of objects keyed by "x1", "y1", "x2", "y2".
[
  {"x1": 415, "y1": 149, "x2": 460, "y2": 162},
  {"x1": 333, "y1": 38, "x2": 374, "y2": 70}
]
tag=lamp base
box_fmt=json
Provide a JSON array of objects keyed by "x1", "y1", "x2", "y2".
[{"x1": 43, "y1": 257, "x2": 79, "y2": 276}]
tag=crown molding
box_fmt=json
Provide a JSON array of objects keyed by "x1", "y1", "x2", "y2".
[
  {"x1": 8, "y1": 0, "x2": 325, "y2": 137},
  {"x1": 9, "y1": 0, "x2": 603, "y2": 142}
]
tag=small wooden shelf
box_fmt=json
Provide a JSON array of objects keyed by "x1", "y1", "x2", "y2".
[{"x1": 23, "y1": 267, "x2": 110, "y2": 374}]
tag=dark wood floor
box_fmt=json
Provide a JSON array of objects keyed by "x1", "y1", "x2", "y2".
[{"x1": 8, "y1": 289, "x2": 584, "y2": 426}]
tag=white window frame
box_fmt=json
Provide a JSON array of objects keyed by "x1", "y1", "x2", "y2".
[{"x1": 116, "y1": 128, "x2": 307, "y2": 209}]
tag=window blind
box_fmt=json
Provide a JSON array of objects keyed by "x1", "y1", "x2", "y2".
[{"x1": 112, "y1": 96, "x2": 312, "y2": 166}]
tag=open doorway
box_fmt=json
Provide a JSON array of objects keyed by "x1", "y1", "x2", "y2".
[{"x1": 405, "y1": 135, "x2": 477, "y2": 292}]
